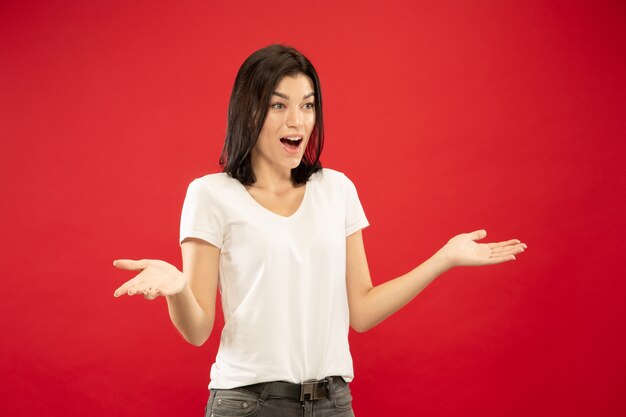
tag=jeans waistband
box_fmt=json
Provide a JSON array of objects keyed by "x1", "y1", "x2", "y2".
[{"x1": 236, "y1": 376, "x2": 344, "y2": 401}]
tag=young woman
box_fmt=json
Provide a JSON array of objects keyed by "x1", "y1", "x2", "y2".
[{"x1": 113, "y1": 44, "x2": 527, "y2": 417}]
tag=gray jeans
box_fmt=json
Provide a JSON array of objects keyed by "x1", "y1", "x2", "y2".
[{"x1": 204, "y1": 377, "x2": 355, "y2": 417}]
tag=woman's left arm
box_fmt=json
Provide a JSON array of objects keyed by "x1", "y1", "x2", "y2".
[{"x1": 346, "y1": 229, "x2": 527, "y2": 332}]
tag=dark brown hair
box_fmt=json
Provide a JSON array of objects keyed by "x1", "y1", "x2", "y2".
[{"x1": 218, "y1": 44, "x2": 324, "y2": 186}]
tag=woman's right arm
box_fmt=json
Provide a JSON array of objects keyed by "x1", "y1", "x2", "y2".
[
  {"x1": 113, "y1": 237, "x2": 220, "y2": 347},
  {"x1": 167, "y1": 238, "x2": 220, "y2": 346}
]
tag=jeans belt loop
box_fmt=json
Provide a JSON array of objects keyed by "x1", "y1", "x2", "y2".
[
  {"x1": 258, "y1": 381, "x2": 272, "y2": 405},
  {"x1": 327, "y1": 376, "x2": 335, "y2": 401}
]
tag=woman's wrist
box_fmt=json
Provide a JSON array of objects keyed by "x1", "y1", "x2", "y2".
[
  {"x1": 165, "y1": 271, "x2": 189, "y2": 301},
  {"x1": 431, "y1": 246, "x2": 456, "y2": 273}
]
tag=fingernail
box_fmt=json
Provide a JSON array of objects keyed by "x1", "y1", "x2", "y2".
[{"x1": 113, "y1": 292, "x2": 118, "y2": 297}]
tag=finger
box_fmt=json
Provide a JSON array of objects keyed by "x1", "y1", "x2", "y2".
[
  {"x1": 490, "y1": 243, "x2": 526, "y2": 254},
  {"x1": 113, "y1": 259, "x2": 149, "y2": 271},
  {"x1": 127, "y1": 283, "x2": 157, "y2": 297},
  {"x1": 469, "y1": 229, "x2": 487, "y2": 241},
  {"x1": 487, "y1": 239, "x2": 524, "y2": 249},
  {"x1": 485, "y1": 254, "x2": 516, "y2": 265},
  {"x1": 491, "y1": 247, "x2": 524, "y2": 257},
  {"x1": 143, "y1": 288, "x2": 160, "y2": 300},
  {"x1": 114, "y1": 276, "x2": 145, "y2": 297}
]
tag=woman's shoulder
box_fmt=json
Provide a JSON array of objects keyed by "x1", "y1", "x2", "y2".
[
  {"x1": 318, "y1": 167, "x2": 359, "y2": 186},
  {"x1": 314, "y1": 168, "x2": 357, "y2": 194},
  {"x1": 190, "y1": 171, "x2": 235, "y2": 186},
  {"x1": 185, "y1": 172, "x2": 239, "y2": 196},
  {"x1": 317, "y1": 167, "x2": 347, "y2": 181}
]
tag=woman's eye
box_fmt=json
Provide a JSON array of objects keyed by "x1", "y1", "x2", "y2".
[
  {"x1": 271, "y1": 103, "x2": 285, "y2": 109},
  {"x1": 304, "y1": 102, "x2": 314, "y2": 109}
]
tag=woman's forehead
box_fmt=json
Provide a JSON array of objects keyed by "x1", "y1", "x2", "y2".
[{"x1": 274, "y1": 73, "x2": 314, "y2": 95}]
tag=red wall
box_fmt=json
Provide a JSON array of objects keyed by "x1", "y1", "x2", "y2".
[{"x1": 1, "y1": 1, "x2": 624, "y2": 416}]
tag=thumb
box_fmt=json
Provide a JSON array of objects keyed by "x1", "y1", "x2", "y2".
[
  {"x1": 470, "y1": 229, "x2": 487, "y2": 241},
  {"x1": 113, "y1": 259, "x2": 148, "y2": 270}
]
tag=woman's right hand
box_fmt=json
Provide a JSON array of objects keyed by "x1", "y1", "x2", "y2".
[{"x1": 113, "y1": 259, "x2": 186, "y2": 300}]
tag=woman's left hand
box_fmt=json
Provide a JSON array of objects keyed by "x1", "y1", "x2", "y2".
[{"x1": 439, "y1": 229, "x2": 527, "y2": 268}]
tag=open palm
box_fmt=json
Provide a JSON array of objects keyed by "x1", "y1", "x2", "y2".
[
  {"x1": 113, "y1": 259, "x2": 185, "y2": 300},
  {"x1": 441, "y1": 229, "x2": 527, "y2": 268}
]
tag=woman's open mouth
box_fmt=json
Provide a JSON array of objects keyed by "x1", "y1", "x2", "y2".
[{"x1": 280, "y1": 137, "x2": 303, "y2": 154}]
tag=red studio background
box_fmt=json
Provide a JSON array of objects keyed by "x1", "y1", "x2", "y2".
[{"x1": 1, "y1": 1, "x2": 625, "y2": 416}]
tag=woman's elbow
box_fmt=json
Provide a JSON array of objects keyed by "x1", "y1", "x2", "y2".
[
  {"x1": 351, "y1": 325, "x2": 366, "y2": 333},
  {"x1": 350, "y1": 319, "x2": 372, "y2": 333},
  {"x1": 190, "y1": 340, "x2": 206, "y2": 347},
  {"x1": 183, "y1": 325, "x2": 213, "y2": 347},
  {"x1": 186, "y1": 333, "x2": 209, "y2": 347}
]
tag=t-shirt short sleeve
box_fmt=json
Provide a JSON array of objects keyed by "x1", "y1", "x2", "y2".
[
  {"x1": 343, "y1": 173, "x2": 370, "y2": 237},
  {"x1": 179, "y1": 178, "x2": 224, "y2": 248}
]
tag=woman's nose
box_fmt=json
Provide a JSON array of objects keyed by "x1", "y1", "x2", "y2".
[{"x1": 286, "y1": 109, "x2": 303, "y2": 127}]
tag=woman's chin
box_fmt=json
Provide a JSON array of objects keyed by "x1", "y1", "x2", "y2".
[{"x1": 284, "y1": 157, "x2": 303, "y2": 169}]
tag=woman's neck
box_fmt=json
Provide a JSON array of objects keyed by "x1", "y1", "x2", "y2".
[{"x1": 249, "y1": 162, "x2": 295, "y2": 192}]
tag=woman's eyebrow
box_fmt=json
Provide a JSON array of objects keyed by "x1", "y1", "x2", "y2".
[{"x1": 272, "y1": 91, "x2": 315, "y2": 100}]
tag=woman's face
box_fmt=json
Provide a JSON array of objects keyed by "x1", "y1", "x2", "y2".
[{"x1": 251, "y1": 73, "x2": 316, "y2": 176}]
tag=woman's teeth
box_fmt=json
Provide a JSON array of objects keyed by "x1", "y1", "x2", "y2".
[
  {"x1": 280, "y1": 137, "x2": 302, "y2": 153},
  {"x1": 280, "y1": 137, "x2": 302, "y2": 147}
]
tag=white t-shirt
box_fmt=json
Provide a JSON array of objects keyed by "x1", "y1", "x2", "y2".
[{"x1": 179, "y1": 167, "x2": 370, "y2": 389}]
